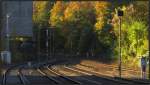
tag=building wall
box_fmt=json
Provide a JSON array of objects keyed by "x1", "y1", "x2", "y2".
[
  {"x1": 0, "y1": 1, "x2": 33, "y2": 63},
  {"x1": 1, "y1": 1, "x2": 33, "y2": 37}
]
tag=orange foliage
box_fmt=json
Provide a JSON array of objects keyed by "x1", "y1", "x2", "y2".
[
  {"x1": 50, "y1": 1, "x2": 68, "y2": 27},
  {"x1": 94, "y1": 1, "x2": 111, "y2": 30}
]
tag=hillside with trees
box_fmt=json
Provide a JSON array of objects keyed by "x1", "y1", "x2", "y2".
[{"x1": 33, "y1": 1, "x2": 149, "y2": 67}]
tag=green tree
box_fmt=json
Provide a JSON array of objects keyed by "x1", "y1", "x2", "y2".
[
  {"x1": 64, "y1": 2, "x2": 96, "y2": 55},
  {"x1": 50, "y1": 1, "x2": 96, "y2": 55},
  {"x1": 93, "y1": 1, "x2": 117, "y2": 59},
  {"x1": 112, "y1": 2, "x2": 149, "y2": 65},
  {"x1": 49, "y1": 1, "x2": 68, "y2": 54}
]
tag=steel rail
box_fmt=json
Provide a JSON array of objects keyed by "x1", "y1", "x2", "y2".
[
  {"x1": 69, "y1": 65, "x2": 137, "y2": 84},
  {"x1": 47, "y1": 66, "x2": 81, "y2": 84},
  {"x1": 51, "y1": 65, "x2": 102, "y2": 85},
  {"x1": 37, "y1": 68, "x2": 60, "y2": 84}
]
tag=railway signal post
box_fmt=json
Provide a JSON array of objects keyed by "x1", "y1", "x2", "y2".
[
  {"x1": 149, "y1": 2, "x2": 150, "y2": 79},
  {"x1": 117, "y1": 9, "x2": 123, "y2": 78},
  {"x1": 1, "y1": 14, "x2": 12, "y2": 64}
]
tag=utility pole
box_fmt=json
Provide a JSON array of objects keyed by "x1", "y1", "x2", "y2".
[
  {"x1": 148, "y1": 1, "x2": 150, "y2": 80},
  {"x1": 6, "y1": 14, "x2": 10, "y2": 51},
  {"x1": 117, "y1": 9, "x2": 123, "y2": 78},
  {"x1": 119, "y1": 16, "x2": 122, "y2": 78},
  {"x1": 37, "y1": 25, "x2": 41, "y2": 63},
  {"x1": 46, "y1": 28, "x2": 49, "y2": 59},
  {"x1": 0, "y1": 0, "x2": 2, "y2": 51},
  {"x1": 53, "y1": 29, "x2": 54, "y2": 57},
  {"x1": 71, "y1": 37, "x2": 72, "y2": 57}
]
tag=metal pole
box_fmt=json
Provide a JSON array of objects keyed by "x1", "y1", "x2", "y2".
[
  {"x1": 46, "y1": 29, "x2": 49, "y2": 59},
  {"x1": 53, "y1": 29, "x2": 54, "y2": 57},
  {"x1": 49, "y1": 29, "x2": 51, "y2": 58},
  {"x1": 37, "y1": 26, "x2": 41, "y2": 62},
  {"x1": 49, "y1": 29, "x2": 50, "y2": 58},
  {"x1": 119, "y1": 17, "x2": 122, "y2": 78},
  {"x1": 0, "y1": 0, "x2": 2, "y2": 51},
  {"x1": 70, "y1": 27, "x2": 73, "y2": 57},
  {"x1": 6, "y1": 14, "x2": 10, "y2": 51},
  {"x1": 149, "y1": 1, "x2": 150, "y2": 79}
]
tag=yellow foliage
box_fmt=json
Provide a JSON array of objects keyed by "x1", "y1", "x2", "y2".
[
  {"x1": 95, "y1": 20, "x2": 104, "y2": 30},
  {"x1": 33, "y1": 1, "x2": 48, "y2": 15},
  {"x1": 64, "y1": 2, "x2": 94, "y2": 22},
  {"x1": 33, "y1": 1, "x2": 49, "y2": 24},
  {"x1": 94, "y1": 1, "x2": 110, "y2": 13},
  {"x1": 64, "y1": 2, "x2": 81, "y2": 21},
  {"x1": 50, "y1": 1, "x2": 67, "y2": 27},
  {"x1": 94, "y1": 1, "x2": 111, "y2": 30}
]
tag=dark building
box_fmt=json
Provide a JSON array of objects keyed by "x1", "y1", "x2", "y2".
[
  {"x1": 0, "y1": 1, "x2": 33, "y2": 63},
  {"x1": 1, "y1": 1, "x2": 33, "y2": 36},
  {"x1": 0, "y1": 1, "x2": 33, "y2": 50}
]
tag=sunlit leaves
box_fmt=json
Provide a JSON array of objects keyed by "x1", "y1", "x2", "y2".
[
  {"x1": 33, "y1": 1, "x2": 51, "y2": 26},
  {"x1": 94, "y1": 1, "x2": 111, "y2": 30},
  {"x1": 111, "y1": 1, "x2": 149, "y2": 65},
  {"x1": 64, "y1": 2, "x2": 95, "y2": 26},
  {"x1": 50, "y1": 1, "x2": 67, "y2": 28}
]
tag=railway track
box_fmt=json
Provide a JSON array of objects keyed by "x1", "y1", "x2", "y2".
[
  {"x1": 21, "y1": 60, "x2": 68, "y2": 85},
  {"x1": 2, "y1": 60, "x2": 61, "y2": 85},
  {"x1": 78, "y1": 63, "x2": 150, "y2": 79},
  {"x1": 38, "y1": 65, "x2": 81, "y2": 84},
  {"x1": 2, "y1": 65, "x2": 27, "y2": 85},
  {"x1": 62, "y1": 66, "x2": 133, "y2": 85},
  {"x1": 60, "y1": 65, "x2": 133, "y2": 85},
  {"x1": 49, "y1": 65, "x2": 103, "y2": 85},
  {"x1": 19, "y1": 59, "x2": 81, "y2": 85},
  {"x1": 2, "y1": 59, "x2": 149, "y2": 85},
  {"x1": 79, "y1": 63, "x2": 149, "y2": 77},
  {"x1": 69, "y1": 65, "x2": 150, "y2": 85}
]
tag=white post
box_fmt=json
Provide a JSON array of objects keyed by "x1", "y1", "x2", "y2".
[
  {"x1": 4, "y1": 14, "x2": 11, "y2": 64},
  {"x1": 6, "y1": 14, "x2": 10, "y2": 51}
]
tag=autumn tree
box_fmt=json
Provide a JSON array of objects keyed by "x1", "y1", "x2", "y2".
[
  {"x1": 93, "y1": 1, "x2": 117, "y2": 59},
  {"x1": 33, "y1": 1, "x2": 55, "y2": 57},
  {"x1": 50, "y1": 1, "x2": 116, "y2": 58},
  {"x1": 32, "y1": 1, "x2": 148, "y2": 63},
  {"x1": 49, "y1": 1, "x2": 97, "y2": 55},
  {"x1": 33, "y1": 1, "x2": 54, "y2": 27},
  {"x1": 94, "y1": 1, "x2": 111, "y2": 30},
  {"x1": 50, "y1": 1, "x2": 67, "y2": 28},
  {"x1": 63, "y1": 2, "x2": 96, "y2": 55},
  {"x1": 49, "y1": 1, "x2": 68, "y2": 54}
]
